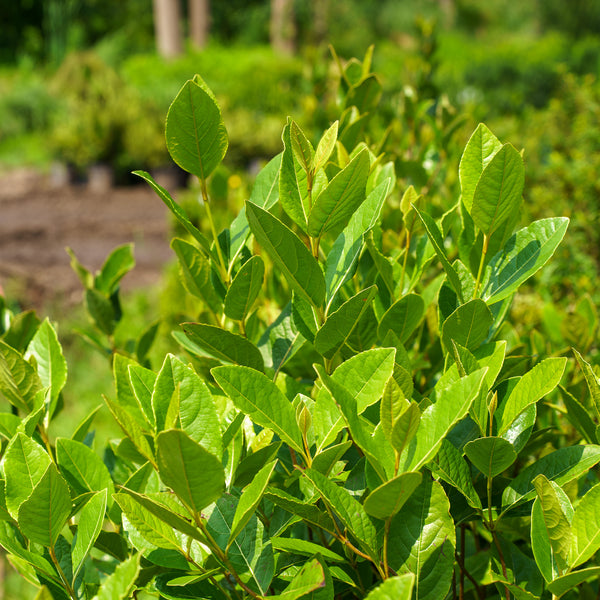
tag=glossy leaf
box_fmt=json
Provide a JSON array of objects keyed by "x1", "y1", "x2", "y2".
[
  {"x1": 271, "y1": 558, "x2": 327, "y2": 600},
  {"x1": 246, "y1": 201, "x2": 325, "y2": 308},
  {"x1": 258, "y1": 302, "x2": 303, "y2": 371},
  {"x1": 470, "y1": 143, "x2": 524, "y2": 236},
  {"x1": 464, "y1": 436, "x2": 517, "y2": 478},
  {"x1": 313, "y1": 121, "x2": 339, "y2": 172},
  {"x1": 364, "y1": 472, "x2": 422, "y2": 519},
  {"x1": 18, "y1": 464, "x2": 71, "y2": 547},
  {"x1": 308, "y1": 148, "x2": 370, "y2": 237},
  {"x1": 391, "y1": 401, "x2": 421, "y2": 456},
  {"x1": 570, "y1": 481, "x2": 600, "y2": 568},
  {"x1": 271, "y1": 537, "x2": 344, "y2": 563},
  {"x1": 459, "y1": 123, "x2": 503, "y2": 212},
  {"x1": 364, "y1": 574, "x2": 415, "y2": 600},
  {"x1": 378, "y1": 293, "x2": 425, "y2": 344},
  {"x1": 224, "y1": 256, "x2": 265, "y2": 321},
  {"x1": 290, "y1": 120, "x2": 314, "y2": 173},
  {"x1": 573, "y1": 349, "x2": 600, "y2": 421},
  {"x1": 303, "y1": 467, "x2": 379, "y2": 561},
  {"x1": 72, "y1": 489, "x2": 108, "y2": 578},
  {"x1": 25, "y1": 318, "x2": 66, "y2": 409},
  {"x1": 495, "y1": 357, "x2": 566, "y2": 435},
  {"x1": 156, "y1": 429, "x2": 225, "y2": 517},
  {"x1": 314, "y1": 286, "x2": 377, "y2": 359},
  {"x1": 481, "y1": 217, "x2": 569, "y2": 305},
  {"x1": 387, "y1": 478, "x2": 455, "y2": 600},
  {"x1": 181, "y1": 323, "x2": 264, "y2": 372},
  {"x1": 546, "y1": 567, "x2": 600, "y2": 598},
  {"x1": 92, "y1": 553, "x2": 140, "y2": 600},
  {"x1": 165, "y1": 78, "x2": 228, "y2": 180},
  {"x1": 0, "y1": 339, "x2": 43, "y2": 414},
  {"x1": 94, "y1": 243, "x2": 135, "y2": 295},
  {"x1": 212, "y1": 365, "x2": 304, "y2": 454},
  {"x1": 280, "y1": 120, "x2": 308, "y2": 231},
  {"x1": 441, "y1": 299, "x2": 493, "y2": 352}
]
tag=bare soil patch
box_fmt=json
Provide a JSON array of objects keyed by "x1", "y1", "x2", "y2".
[{"x1": 0, "y1": 168, "x2": 173, "y2": 309}]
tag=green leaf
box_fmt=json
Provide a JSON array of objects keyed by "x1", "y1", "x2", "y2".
[
  {"x1": 171, "y1": 238, "x2": 221, "y2": 313},
  {"x1": 432, "y1": 439, "x2": 482, "y2": 508},
  {"x1": 470, "y1": 143, "x2": 524, "y2": 236},
  {"x1": 134, "y1": 170, "x2": 214, "y2": 258},
  {"x1": 570, "y1": 481, "x2": 600, "y2": 568},
  {"x1": 561, "y1": 386, "x2": 597, "y2": 444},
  {"x1": 290, "y1": 120, "x2": 314, "y2": 174},
  {"x1": 25, "y1": 318, "x2": 66, "y2": 411},
  {"x1": 313, "y1": 121, "x2": 339, "y2": 172},
  {"x1": 165, "y1": 78, "x2": 228, "y2": 180},
  {"x1": 364, "y1": 574, "x2": 415, "y2": 600},
  {"x1": 0, "y1": 339, "x2": 43, "y2": 414},
  {"x1": 378, "y1": 294, "x2": 425, "y2": 344},
  {"x1": 573, "y1": 349, "x2": 600, "y2": 421},
  {"x1": 441, "y1": 299, "x2": 493, "y2": 352},
  {"x1": 387, "y1": 478, "x2": 456, "y2": 600},
  {"x1": 280, "y1": 120, "x2": 309, "y2": 231},
  {"x1": 380, "y1": 377, "x2": 410, "y2": 443},
  {"x1": 92, "y1": 553, "x2": 140, "y2": 600},
  {"x1": 459, "y1": 123, "x2": 503, "y2": 211},
  {"x1": 205, "y1": 495, "x2": 274, "y2": 595},
  {"x1": 66, "y1": 247, "x2": 93, "y2": 289},
  {"x1": 181, "y1": 323, "x2": 264, "y2": 372},
  {"x1": 364, "y1": 472, "x2": 422, "y2": 519},
  {"x1": 502, "y1": 445, "x2": 600, "y2": 512},
  {"x1": 56, "y1": 438, "x2": 115, "y2": 500},
  {"x1": 314, "y1": 286, "x2": 377, "y2": 359},
  {"x1": 308, "y1": 148, "x2": 370, "y2": 237},
  {"x1": 464, "y1": 437, "x2": 517, "y2": 478},
  {"x1": 546, "y1": 567, "x2": 600, "y2": 598},
  {"x1": 271, "y1": 537, "x2": 344, "y2": 563},
  {"x1": 495, "y1": 357, "x2": 566, "y2": 435},
  {"x1": 303, "y1": 467, "x2": 379, "y2": 561},
  {"x1": 85, "y1": 288, "x2": 116, "y2": 335},
  {"x1": 228, "y1": 459, "x2": 277, "y2": 549},
  {"x1": 94, "y1": 244, "x2": 135, "y2": 295},
  {"x1": 531, "y1": 475, "x2": 572, "y2": 582},
  {"x1": 324, "y1": 178, "x2": 390, "y2": 303},
  {"x1": 270, "y1": 558, "x2": 327, "y2": 600},
  {"x1": 482, "y1": 217, "x2": 569, "y2": 305},
  {"x1": 156, "y1": 429, "x2": 225, "y2": 518},
  {"x1": 413, "y1": 207, "x2": 464, "y2": 303},
  {"x1": 224, "y1": 256, "x2": 265, "y2": 321},
  {"x1": 3, "y1": 432, "x2": 51, "y2": 520},
  {"x1": 401, "y1": 369, "x2": 487, "y2": 471},
  {"x1": 246, "y1": 201, "x2": 325, "y2": 309},
  {"x1": 212, "y1": 365, "x2": 304, "y2": 454},
  {"x1": 113, "y1": 492, "x2": 179, "y2": 550},
  {"x1": 258, "y1": 303, "x2": 303, "y2": 371},
  {"x1": 128, "y1": 364, "x2": 156, "y2": 428},
  {"x1": 391, "y1": 401, "x2": 421, "y2": 456},
  {"x1": 72, "y1": 489, "x2": 107, "y2": 579},
  {"x1": 18, "y1": 464, "x2": 71, "y2": 547},
  {"x1": 264, "y1": 487, "x2": 336, "y2": 534}
]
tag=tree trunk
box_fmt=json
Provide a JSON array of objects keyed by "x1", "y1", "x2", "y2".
[
  {"x1": 189, "y1": 0, "x2": 210, "y2": 48},
  {"x1": 153, "y1": 0, "x2": 183, "y2": 58},
  {"x1": 270, "y1": 0, "x2": 295, "y2": 54}
]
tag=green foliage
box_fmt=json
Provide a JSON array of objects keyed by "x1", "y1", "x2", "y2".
[{"x1": 3, "y1": 53, "x2": 600, "y2": 600}]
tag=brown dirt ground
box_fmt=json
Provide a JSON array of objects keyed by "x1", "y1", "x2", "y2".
[{"x1": 0, "y1": 168, "x2": 173, "y2": 310}]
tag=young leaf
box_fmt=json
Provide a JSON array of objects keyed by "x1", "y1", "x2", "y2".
[
  {"x1": 156, "y1": 429, "x2": 225, "y2": 517},
  {"x1": 459, "y1": 123, "x2": 503, "y2": 212},
  {"x1": 570, "y1": 481, "x2": 600, "y2": 568},
  {"x1": 308, "y1": 148, "x2": 370, "y2": 237},
  {"x1": 94, "y1": 243, "x2": 135, "y2": 295},
  {"x1": 470, "y1": 144, "x2": 524, "y2": 237},
  {"x1": 165, "y1": 78, "x2": 228, "y2": 180},
  {"x1": 212, "y1": 365, "x2": 304, "y2": 455},
  {"x1": 363, "y1": 472, "x2": 422, "y2": 519},
  {"x1": 303, "y1": 467, "x2": 379, "y2": 561},
  {"x1": 25, "y1": 318, "x2": 66, "y2": 410},
  {"x1": 3, "y1": 432, "x2": 51, "y2": 520},
  {"x1": 391, "y1": 401, "x2": 421, "y2": 456},
  {"x1": 246, "y1": 201, "x2": 325, "y2": 309},
  {"x1": 378, "y1": 293, "x2": 425, "y2": 344},
  {"x1": 72, "y1": 489, "x2": 108, "y2": 579},
  {"x1": 290, "y1": 120, "x2": 314, "y2": 174},
  {"x1": 464, "y1": 436, "x2": 517, "y2": 478},
  {"x1": 573, "y1": 349, "x2": 600, "y2": 421},
  {"x1": 224, "y1": 255, "x2": 265, "y2": 322},
  {"x1": 502, "y1": 445, "x2": 600, "y2": 512},
  {"x1": 495, "y1": 357, "x2": 567, "y2": 435},
  {"x1": 314, "y1": 286, "x2": 377, "y2": 359},
  {"x1": 313, "y1": 120, "x2": 339, "y2": 173},
  {"x1": 280, "y1": 120, "x2": 309, "y2": 231},
  {"x1": 0, "y1": 340, "x2": 43, "y2": 414},
  {"x1": 387, "y1": 478, "x2": 455, "y2": 600},
  {"x1": 364, "y1": 574, "x2": 415, "y2": 600},
  {"x1": 441, "y1": 299, "x2": 493, "y2": 352},
  {"x1": 18, "y1": 464, "x2": 71, "y2": 547},
  {"x1": 228, "y1": 459, "x2": 277, "y2": 549},
  {"x1": 270, "y1": 557, "x2": 327, "y2": 600},
  {"x1": 181, "y1": 323, "x2": 264, "y2": 372},
  {"x1": 92, "y1": 553, "x2": 140, "y2": 600},
  {"x1": 128, "y1": 364, "x2": 156, "y2": 428},
  {"x1": 482, "y1": 217, "x2": 569, "y2": 305}
]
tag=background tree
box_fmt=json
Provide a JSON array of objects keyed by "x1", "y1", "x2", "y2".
[{"x1": 152, "y1": 0, "x2": 183, "y2": 58}]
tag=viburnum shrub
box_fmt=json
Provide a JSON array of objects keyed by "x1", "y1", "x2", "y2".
[{"x1": 3, "y1": 57, "x2": 600, "y2": 600}]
